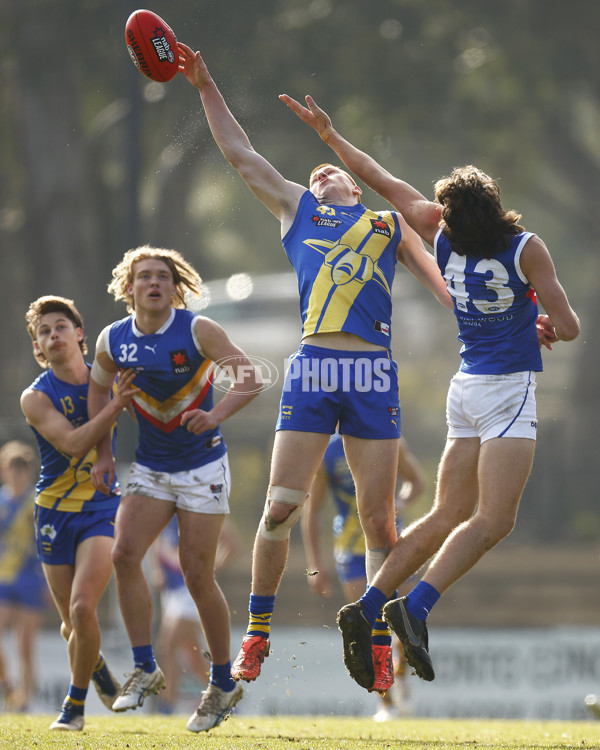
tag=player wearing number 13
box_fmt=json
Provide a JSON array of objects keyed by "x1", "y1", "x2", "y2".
[{"x1": 279, "y1": 93, "x2": 580, "y2": 688}]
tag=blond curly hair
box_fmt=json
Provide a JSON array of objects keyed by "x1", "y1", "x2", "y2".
[{"x1": 107, "y1": 246, "x2": 203, "y2": 313}]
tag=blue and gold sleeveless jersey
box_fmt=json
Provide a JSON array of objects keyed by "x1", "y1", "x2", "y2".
[
  {"x1": 283, "y1": 191, "x2": 401, "y2": 348},
  {"x1": 107, "y1": 308, "x2": 227, "y2": 473},
  {"x1": 28, "y1": 368, "x2": 120, "y2": 513},
  {"x1": 435, "y1": 229, "x2": 542, "y2": 374},
  {"x1": 322, "y1": 433, "x2": 366, "y2": 561},
  {"x1": 0, "y1": 487, "x2": 39, "y2": 582}
]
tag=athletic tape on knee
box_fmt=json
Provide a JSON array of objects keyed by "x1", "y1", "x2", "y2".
[
  {"x1": 366, "y1": 547, "x2": 391, "y2": 585},
  {"x1": 259, "y1": 486, "x2": 308, "y2": 541}
]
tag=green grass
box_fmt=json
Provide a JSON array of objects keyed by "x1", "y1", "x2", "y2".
[{"x1": 2, "y1": 714, "x2": 600, "y2": 750}]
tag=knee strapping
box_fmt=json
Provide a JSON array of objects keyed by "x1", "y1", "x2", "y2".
[
  {"x1": 259, "y1": 486, "x2": 308, "y2": 541},
  {"x1": 366, "y1": 547, "x2": 391, "y2": 585}
]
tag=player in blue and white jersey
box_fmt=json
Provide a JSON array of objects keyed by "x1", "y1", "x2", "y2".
[
  {"x1": 20, "y1": 295, "x2": 139, "y2": 730},
  {"x1": 88, "y1": 246, "x2": 262, "y2": 732},
  {"x1": 285, "y1": 94, "x2": 580, "y2": 688},
  {"x1": 178, "y1": 44, "x2": 453, "y2": 692}
]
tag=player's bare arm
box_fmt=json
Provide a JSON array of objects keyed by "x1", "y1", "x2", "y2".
[
  {"x1": 395, "y1": 214, "x2": 453, "y2": 310},
  {"x1": 178, "y1": 43, "x2": 305, "y2": 233},
  {"x1": 88, "y1": 329, "x2": 125, "y2": 492},
  {"x1": 520, "y1": 236, "x2": 580, "y2": 342},
  {"x1": 20, "y1": 367, "x2": 137, "y2": 459},
  {"x1": 179, "y1": 316, "x2": 263, "y2": 435},
  {"x1": 280, "y1": 93, "x2": 442, "y2": 244}
]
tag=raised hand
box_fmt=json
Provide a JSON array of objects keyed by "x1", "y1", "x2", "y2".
[{"x1": 279, "y1": 94, "x2": 334, "y2": 142}]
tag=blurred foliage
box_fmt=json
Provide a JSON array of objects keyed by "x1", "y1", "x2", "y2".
[{"x1": 1, "y1": 0, "x2": 598, "y2": 542}]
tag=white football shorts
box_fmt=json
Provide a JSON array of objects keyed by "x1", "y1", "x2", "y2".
[
  {"x1": 124, "y1": 454, "x2": 231, "y2": 514},
  {"x1": 446, "y1": 370, "x2": 538, "y2": 443}
]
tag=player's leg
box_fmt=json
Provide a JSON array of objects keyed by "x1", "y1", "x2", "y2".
[
  {"x1": 253, "y1": 429, "x2": 330, "y2": 594},
  {"x1": 177, "y1": 511, "x2": 228, "y2": 664},
  {"x1": 344, "y1": 435, "x2": 399, "y2": 553},
  {"x1": 376, "y1": 436, "x2": 480, "y2": 596},
  {"x1": 177, "y1": 618, "x2": 210, "y2": 684},
  {"x1": 0, "y1": 601, "x2": 15, "y2": 702},
  {"x1": 112, "y1": 494, "x2": 174, "y2": 648},
  {"x1": 179, "y1": 511, "x2": 243, "y2": 732},
  {"x1": 424, "y1": 436, "x2": 535, "y2": 594},
  {"x1": 386, "y1": 371, "x2": 538, "y2": 677},
  {"x1": 232, "y1": 429, "x2": 330, "y2": 683},
  {"x1": 154, "y1": 604, "x2": 178, "y2": 713},
  {"x1": 111, "y1": 494, "x2": 172, "y2": 711},
  {"x1": 67, "y1": 535, "x2": 114, "y2": 689},
  {"x1": 380, "y1": 436, "x2": 480, "y2": 682},
  {"x1": 13, "y1": 605, "x2": 44, "y2": 709}
]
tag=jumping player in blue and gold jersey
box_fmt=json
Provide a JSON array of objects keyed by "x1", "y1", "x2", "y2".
[
  {"x1": 88, "y1": 246, "x2": 262, "y2": 733},
  {"x1": 178, "y1": 43, "x2": 454, "y2": 693},
  {"x1": 284, "y1": 93, "x2": 580, "y2": 691},
  {"x1": 21, "y1": 295, "x2": 139, "y2": 730}
]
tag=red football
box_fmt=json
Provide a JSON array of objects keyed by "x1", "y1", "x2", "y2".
[{"x1": 125, "y1": 9, "x2": 178, "y2": 82}]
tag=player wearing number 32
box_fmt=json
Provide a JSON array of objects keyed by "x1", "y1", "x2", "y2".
[
  {"x1": 280, "y1": 93, "x2": 580, "y2": 689},
  {"x1": 87, "y1": 247, "x2": 262, "y2": 732}
]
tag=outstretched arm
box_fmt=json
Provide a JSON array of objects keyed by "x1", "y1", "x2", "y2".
[
  {"x1": 396, "y1": 213, "x2": 453, "y2": 310},
  {"x1": 178, "y1": 44, "x2": 305, "y2": 233},
  {"x1": 280, "y1": 93, "x2": 442, "y2": 246}
]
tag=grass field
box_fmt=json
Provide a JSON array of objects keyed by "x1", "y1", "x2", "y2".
[{"x1": 2, "y1": 714, "x2": 600, "y2": 750}]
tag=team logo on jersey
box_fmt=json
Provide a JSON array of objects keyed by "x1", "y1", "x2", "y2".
[
  {"x1": 40, "y1": 524, "x2": 57, "y2": 541},
  {"x1": 371, "y1": 218, "x2": 391, "y2": 237},
  {"x1": 170, "y1": 349, "x2": 191, "y2": 375},
  {"x1": 311, "y1": 214, "x2": 343, "y2": 228},
  {"x1": 388, "y1": 406, "x2": 399, "y2": 418},
  {"x1": 281, "y1": 404, "x2": 293, "y2": 419}
]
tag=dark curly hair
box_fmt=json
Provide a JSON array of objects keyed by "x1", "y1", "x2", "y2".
[{"x1": 434, "y1": 166, "x2": 524, "y2": 259}]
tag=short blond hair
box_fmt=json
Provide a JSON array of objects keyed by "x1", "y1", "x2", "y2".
[
  {"x1": 310, "y1": 163, "x2": 358, "y2": 187},
  {"x1": 25, "y1": 295, "x2": 87, "y2": 368},
  {"x1": 107, "y1": 246, "x2": 202, "y2": 313}
]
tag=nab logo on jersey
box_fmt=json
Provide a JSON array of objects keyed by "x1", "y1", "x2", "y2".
[
  {"x1": 170, "y1": 350, "x2": 191, "y2": 375},
  {"x1": 371, "y1": 218, "x2": 391, "y2": 237}
]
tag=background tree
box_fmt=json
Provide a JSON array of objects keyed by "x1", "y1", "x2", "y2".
[{"x1": 1, "y1": 0, "x2": 597, "y2": 541}]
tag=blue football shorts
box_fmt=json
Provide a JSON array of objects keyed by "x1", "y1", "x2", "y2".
[
  {"x1": 335, "y1": 553, "x2": 367, "y2": 584},
  {"x1": 275, "y1": 344, "x2": 401, "y2": 439},
  {"x1": 34, "y1": 504, "x2": 117, "y2": 566}
]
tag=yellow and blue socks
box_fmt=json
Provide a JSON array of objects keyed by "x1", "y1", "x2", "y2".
[
  {"x1": 64, "y1": 684, "x2": 86, "y2": 718},
  {"x1": 247, "y1": 594, "x2": 275, "y2": 639}
]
